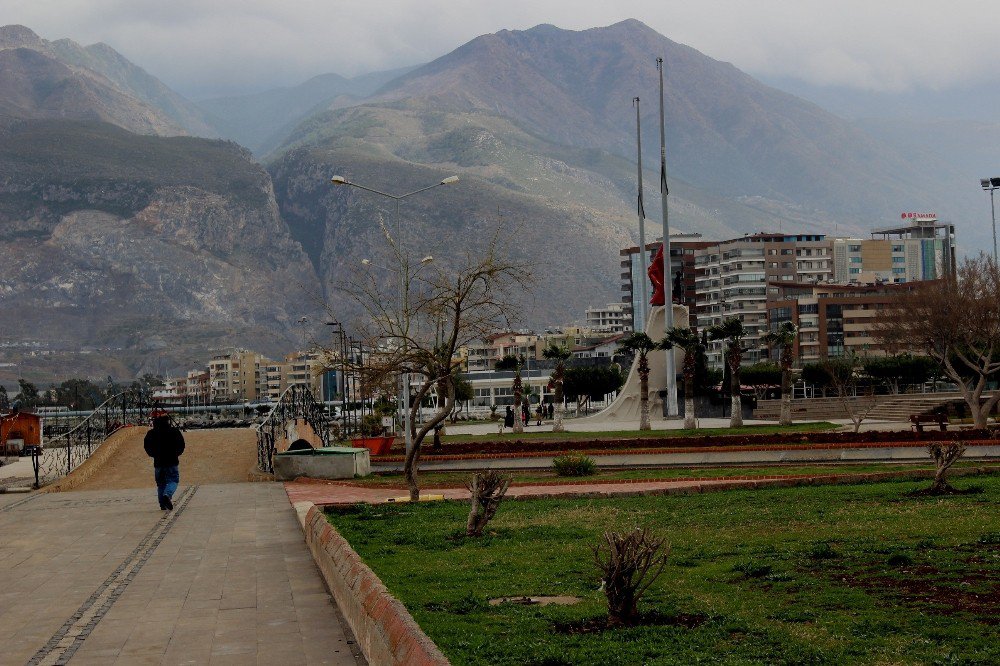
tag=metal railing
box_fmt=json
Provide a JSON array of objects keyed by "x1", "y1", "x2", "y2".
[
  {"x1": 37, "y1": 388, "x2": 156, "y2": 486},
  {"x1": 253, "y1": 384, "x2": 330, "y2": 474}
]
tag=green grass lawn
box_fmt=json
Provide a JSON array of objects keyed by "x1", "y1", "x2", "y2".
[
  {"x1": 440, "y1": 422, "x2": 840, "y2": 444},
  {"x1": 327, "y1": 475, "x2": 1000, "y2": 665},
  {"x1": 344, "y1": 461, "x2": 991, "y2": 488}
]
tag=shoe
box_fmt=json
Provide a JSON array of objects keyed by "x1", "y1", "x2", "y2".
[{"x1": 164, "y1": 497, "x2": 173, "y2": 510}]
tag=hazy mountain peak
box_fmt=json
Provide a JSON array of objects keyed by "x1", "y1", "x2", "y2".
[{"x1": 0, "y1": 24, "x2": 43, "y2": 50}]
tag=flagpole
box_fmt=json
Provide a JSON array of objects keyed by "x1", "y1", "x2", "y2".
[
  {"x1": 657, "y1": 56, "x2": 679, "y2": 417},
  {"x1": 633, "y1": 97, "x2": 649, "y2": 331}
]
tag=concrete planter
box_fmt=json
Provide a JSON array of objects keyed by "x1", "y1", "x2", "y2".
[{"x1": 273, "y1": 447, "x2": 371, "y2": 480}]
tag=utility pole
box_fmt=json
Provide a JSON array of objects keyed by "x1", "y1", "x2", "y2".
[{"x1": 657, "y1": 56, "x2": 679, "y2": 417}]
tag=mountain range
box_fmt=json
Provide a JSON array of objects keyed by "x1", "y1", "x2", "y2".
[{"x1": 0, "y1": 20, "x2": 992, "y2": 383}]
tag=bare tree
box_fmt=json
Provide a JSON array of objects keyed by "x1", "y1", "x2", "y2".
[
  {"x1": 708, "y1": 318, "x2": 751, "y2": 428},
  {"x1": 593, "y1": 527, "x2": 669, "y2": 626},
  {"x1": 333, "y1": 224, "x2": 529, "y2": 500},
  {"x1": 761, "y1": 322, "x2": 797, "y2": 426},
  {"x1": 927, "y1": 441, "x2": 966, "y2": 494},
  {"x1": 823, "y1": 356, "x2": 878, "y2": 434},
  {"x1": 874, "y1": 255, "x2": 1000, "y2": 428},
  {"x1": 465, "y1": 470, "x2": 513, "y2": 536}
]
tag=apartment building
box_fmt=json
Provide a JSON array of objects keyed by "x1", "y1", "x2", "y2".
[
  {"x1": 767, "y1": 280, "x2": 922, "y2": 362},
  {"x1": 208, "y1": 350, "x2": 271, "y2": 403},
  {"x1": 693, "y1": 234, "x2": 832, "y2": 367},
  {"x1": 585, "y1": 303, "x2": 628, "y2": 334},
  {"x1": 262, "y1": 351, "x2": 327, "y2": 402}
]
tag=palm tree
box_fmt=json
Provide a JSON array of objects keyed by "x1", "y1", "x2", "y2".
[
  {"x1": 616, "y1": 332, "x2": 658, "y2": 430},
  {"x1": 761, "y1": 322, "x2": 797, "y2": 426},
  {"x1": 542, "y1": 344, "x2": 572, "y2": 432},
  {"x1": 708, "y1": 318, "x2": 750, "y2": 428},
  {"x1": 661, "y1": 327, "x2": 704, "y2": 430},
  {"x1": 511, "y1": 359, "x2": 524, "y2": 434}
]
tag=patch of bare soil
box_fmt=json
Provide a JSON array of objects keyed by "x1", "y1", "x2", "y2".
[
  {"x1": 906, "y1": 484, "x2": 983, "y2": 497},
  {"x1": 825, "y1": 561, "x2": 1000, "y2": 624},
  {"x1": 490, "y1": 596, "x2": 580, "y2": 607}
]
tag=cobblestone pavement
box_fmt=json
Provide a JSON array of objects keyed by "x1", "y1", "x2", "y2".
[{"x1": 0, "y1": 483, "x2": 363, "y2": 666}]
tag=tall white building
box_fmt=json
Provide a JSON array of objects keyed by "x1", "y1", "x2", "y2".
[{"x1": 585, "y1": 303, "x2": 628, "y2": 334}]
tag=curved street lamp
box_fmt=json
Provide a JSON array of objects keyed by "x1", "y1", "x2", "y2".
[
  {"x1": 980, "y1": 177, "x2": 1000, "y2": 263},
  {"x1": 329, "y1": 173, "x2": 458, "y2": 455}
]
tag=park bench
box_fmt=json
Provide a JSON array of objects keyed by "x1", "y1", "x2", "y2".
[{"x1": 910, "y1": 412, "x2": 949, "y2": 433}]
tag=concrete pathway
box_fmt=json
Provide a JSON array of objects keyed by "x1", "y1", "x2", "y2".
[
  {"x1": 441, "y1": 416, "x2": 915, "y2": 437},
  {"x1": 285, "y1": 475, "x2": 819, "y2": 506},
  {"x1": 0, "y1": 483, "x2": 363, "y2": 666}
]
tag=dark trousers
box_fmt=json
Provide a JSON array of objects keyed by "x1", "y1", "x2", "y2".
[{"x1": 154, "y1": 465, "x2": 179, "y2": 507}]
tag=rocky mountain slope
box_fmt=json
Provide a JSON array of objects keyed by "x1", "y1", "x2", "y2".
[
  {"x1": 0, "y1": 25, "x2": 214, "y2": 136},
  {"x1": 279, "y1": 20, "x2": 959, "y2": 233},
  {"x1": 0, "y1": 118, "x2": 320, "y2": 379}
]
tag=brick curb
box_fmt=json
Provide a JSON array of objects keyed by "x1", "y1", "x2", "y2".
[
  {"x1": 372, "y1": 439, "x2": 998, "y2": 463},
  {"x1": 292, "y1": 501, "x2": 450, "y2": 665}
]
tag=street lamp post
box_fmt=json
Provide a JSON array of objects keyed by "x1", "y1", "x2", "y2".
[
  {"x1": 980, "y1": 177, "x2": 1000, "y2": 263},
  {"x1": 330, "y1": 173, "x2": 458, "y2": 456}
]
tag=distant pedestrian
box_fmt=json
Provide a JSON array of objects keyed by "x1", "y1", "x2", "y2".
[
  {"x1": 535, "y1": 404, "x2": 543, "y2": 426},
  {"x1": 547, "y1": 402, "x2": 554, "y2": 419},
  {"x1": 502, "y1": 406, "x2": 515, "y2": 433},
  {"x1": 521, "y1": 402, "x2": 529, "y2": 426},
  {"x1": 143, "y1": 410, "x2": 185, "y2": 511}
]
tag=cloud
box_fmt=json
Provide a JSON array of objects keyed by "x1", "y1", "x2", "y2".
[{"x1": 5, "y1": 0, "x2": 1000, "y2": 98}]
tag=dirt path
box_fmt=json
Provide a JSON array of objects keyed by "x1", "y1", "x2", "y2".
[{"x1": 71, "y1": 427, "x2": 260, "y2": 491}]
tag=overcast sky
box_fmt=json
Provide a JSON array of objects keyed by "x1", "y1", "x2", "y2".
[{"x1": 6, "y1": 0, "x2": 1000, "y2": 99}]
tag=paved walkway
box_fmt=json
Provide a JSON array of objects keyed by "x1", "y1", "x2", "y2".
[
  {"x1": 0, "y1": 483, "x2": 363, "y2": 666},
  {"x1": 441, "y1": 416, "x2": 912, "y2": 436},
  {"x1": 285, "y1": 475, "x2": 803, "y2": 506}
]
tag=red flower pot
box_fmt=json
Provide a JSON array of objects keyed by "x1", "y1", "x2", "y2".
[{"x1": 351, "y1": 436, "x2": 396, "y2": 455}]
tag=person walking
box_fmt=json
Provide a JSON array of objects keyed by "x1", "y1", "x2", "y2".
[
  {"x1": 143, "y1": 409, "x2": 185, "y2": 510},
  {"x1": 502, "y1": 406, "x2": 515, "y2": 433}
]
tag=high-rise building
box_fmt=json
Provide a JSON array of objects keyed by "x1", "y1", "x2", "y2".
[
  {"x1": 832, "y1": 216, "x2": 956, "y2": 284},
  {"x1": 619, "y1": 234, "x2": 712, "y2": 332}
]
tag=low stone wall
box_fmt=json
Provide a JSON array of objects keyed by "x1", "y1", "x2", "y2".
[{"x1": 294, "y1": 502, "x2": 449, "y2": 666}]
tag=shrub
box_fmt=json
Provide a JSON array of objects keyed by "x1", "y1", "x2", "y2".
[
  {"x1": 465, "y1": 470, "x2": 513, "y2": 537},
  {"x1": 552, "y1": 453, "x2": 597, "y2": 477},
  {"x1": 593, "y1": 527, "x2": 669, "y2": 625},
  {"x1": 359, "y1": 414, "x2": 385, "y2": 437}
]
